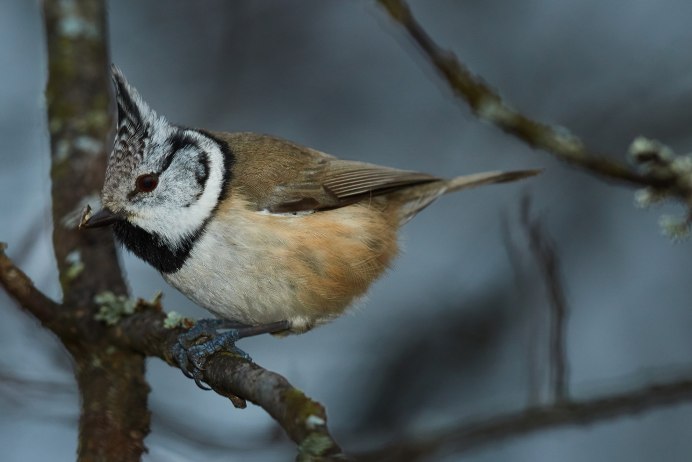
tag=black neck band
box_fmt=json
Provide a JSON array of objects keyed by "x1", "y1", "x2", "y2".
[
  {"x1": 113, "y1": 221, "x2": 195, "y2": 273},
  {"x1": 113, "y1": 130, "x2": 234, "y2": 274}
]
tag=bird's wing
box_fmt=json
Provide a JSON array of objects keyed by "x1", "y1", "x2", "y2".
[
  {"x1": 221, "y1": 132, "x2": 440, "y2": 213},
  {"x1": 267, "y1": 159, "x2": 439, "y2": 213}
]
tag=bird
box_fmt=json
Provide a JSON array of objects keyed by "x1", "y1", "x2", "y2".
[{"x1": 81, "y1": 66, "x2": 539, "y2": 386}]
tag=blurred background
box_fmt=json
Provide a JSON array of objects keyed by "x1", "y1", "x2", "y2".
[{"x1": 2, "y1": 1, "x2": 692, "y2": 461}]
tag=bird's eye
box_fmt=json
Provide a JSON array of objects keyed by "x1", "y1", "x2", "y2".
[{"x1": 135, "y1": 173, "x2": 159, "y2": 193}]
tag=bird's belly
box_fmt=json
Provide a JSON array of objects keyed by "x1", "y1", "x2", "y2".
[
  {"x1": 164, "y1": 199, "x2": 399, "y2": 332},
  {"x1": 164, "y1": 252, "x2": 314, "y2": 329}
]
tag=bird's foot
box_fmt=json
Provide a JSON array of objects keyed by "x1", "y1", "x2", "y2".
[{"x1": 170, "y1": 319, "x2": 290, "y2": 389}]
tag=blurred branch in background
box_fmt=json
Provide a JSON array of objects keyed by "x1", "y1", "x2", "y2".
[
  {"x1": 378, "y1": 0, "x2": 692, "y2": 223},
  {"x1": 357, "y1": 375, "x2": 692, "y2": 461},
  {"x1": 353, "y1": 290, "x2": 511, "y2": 434},
  {"x1": 501, "y1": 214, "x2": 544, "y2": 405},
  {"x1": 356, "y1": 195, "x2": 692, "y2": 459},
  {"x1": 152, "y1": 405, "x2": 288, "y2": 455},
  {"x1": 521, "y1": 197, "x2": 570, "y2": 403},
  {"x1": 0, "y1": 366, "x2": 74, "y2": 406},
  {"x1": 359, "y1": 3, "x2": 692, "y2": 458}
]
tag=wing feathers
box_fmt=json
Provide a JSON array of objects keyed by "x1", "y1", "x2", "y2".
[
  {"x1": 322, "y1": 162, "x2": 438, "y2": 199},
  {"x1": 220, "y1": 132, "x2": 538, "y2": 215}
]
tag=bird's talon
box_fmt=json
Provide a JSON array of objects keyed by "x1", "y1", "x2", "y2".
[
  {"x1": 168, "y1": 319, "x2": 289, "y2": 389},
  {"x1": 192, "y1": 370, "x2": 211, "y2": 390},
  {"x1": 188, "y1": 349, "x2": 210, "y2": 371}
]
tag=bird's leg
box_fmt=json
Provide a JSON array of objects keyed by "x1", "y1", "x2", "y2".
[{"x1": 170, "y1": 319, "x2": 290, "y2": 390}]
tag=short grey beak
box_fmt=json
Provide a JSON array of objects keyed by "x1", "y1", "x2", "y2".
[{"x1": 80, "y1": 208, "x2": 121, "y2": 229}]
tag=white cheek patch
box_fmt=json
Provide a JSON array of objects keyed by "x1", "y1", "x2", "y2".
[{"x1": 130, "y1": 131, "x2": 225, "y2": 249}]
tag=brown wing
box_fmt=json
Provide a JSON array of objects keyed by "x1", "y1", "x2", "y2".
[
  {"x1": 270, "y1": 160, "x2": 439, "y2": 213},
  {"x1": 219, "y1": 132, "x2": 440, "y2": 213},
  {"x1": 321, "y1": 160, "x2": 438, "y2": 198}
]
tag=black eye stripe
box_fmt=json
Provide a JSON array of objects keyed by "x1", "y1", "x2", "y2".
[
  {"x1": 170, "y1": 132, "x2": 198, "y2": 153},
  {"x1": 196, "y1": 153, "x2": 209, "y2": 187},
  {"x1": 159, "y1": 132, "x2": 199, "y2": 174}
]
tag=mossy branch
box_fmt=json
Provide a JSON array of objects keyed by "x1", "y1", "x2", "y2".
[{"x1": 378, "y1": 0, "x2": 692, "y2": 208}]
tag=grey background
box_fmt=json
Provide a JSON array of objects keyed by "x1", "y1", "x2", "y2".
[{"x1": 2, "y1": 1, "x2": 692, "y2": 461}]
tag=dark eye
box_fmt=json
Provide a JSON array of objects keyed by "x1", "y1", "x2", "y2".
[{"x1": 135, "y1": 173, "x2": 159, "y2": 193}]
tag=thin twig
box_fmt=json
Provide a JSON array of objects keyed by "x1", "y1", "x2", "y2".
[
  {"x1": 0, "y1": 243, "x2": 62, "y2": 329},
  {"x1": 357, "y1": 376, "x2": 692, "y2": 461},
  {"x1": 377, "y1": 0, "x2": 680, "y2": 192},
  {"x1": 500, "y1": 215, "x2": 544, "y2": 405},
  {"x1": 520, "y1": 197, "x2": 569, "y2": 402}
]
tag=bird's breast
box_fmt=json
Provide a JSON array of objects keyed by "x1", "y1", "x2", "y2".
[{"x1": 164, "y1": 193, "x2": 399, "y2": 332}]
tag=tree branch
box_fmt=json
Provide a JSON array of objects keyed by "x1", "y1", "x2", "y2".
[
  {"x1": 113, "y1": 306, "x2": 346, "y2": 460},
  {"x1": 44, "y1": 0, "x2": 128, "y2": 302},
  {"x1": 0, "y1": 243, "x2": 62, "y2": 329},
  {"x1": 358, "y1": 376, "x2": 692, "y2": 461},
  {"x1": 42, "y1": 1, "x2": 149, "y2": 460},
  {"x1": 377, "y1": 0, "x2": 691, "y2": 198}
]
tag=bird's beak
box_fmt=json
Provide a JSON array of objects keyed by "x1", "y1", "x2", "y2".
[{"x1": 79, "y1": 208, "x2": 121, "y2": 229}]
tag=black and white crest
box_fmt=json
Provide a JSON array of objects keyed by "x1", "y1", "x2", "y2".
[
  {"x1": 100, "y1": 66, "x2": 230, "y2": 273},
  {"x1": 112, "y1": 65, "x2": 149, "y2": 163},
  {"x1": 110, "y1": 65, "x2": 173, "y2": 167}
]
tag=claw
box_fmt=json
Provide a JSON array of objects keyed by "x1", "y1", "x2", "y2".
[
  {"x1": 172, "y1": 343, "x2": 195, "y2": 379},
  {"x1": 187, "y1": 329, "x2": 242, "y2": 371},
  {"x1": 169, "y1": 318, "x2": 290, "y2": 389},
  {"x1": 192, "y1": 369, "x2": 211, "y2": 391}
]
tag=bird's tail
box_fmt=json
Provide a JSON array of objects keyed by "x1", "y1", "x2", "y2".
[
  {"x1": 394, "y1": 169, "x2": 540, "y2": 224},
  {"x1": 444, "y1": 169, "x2": 541, "y2": 194}
]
